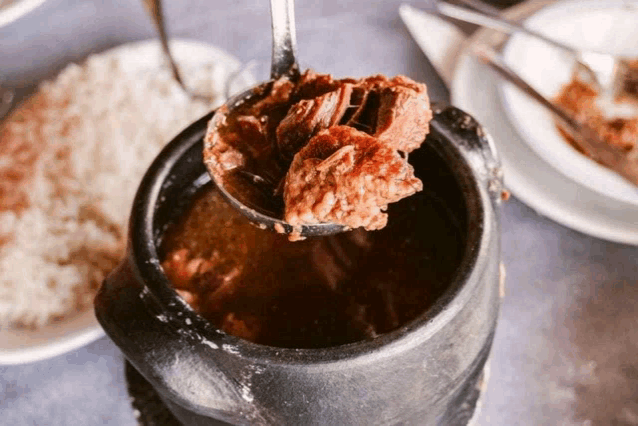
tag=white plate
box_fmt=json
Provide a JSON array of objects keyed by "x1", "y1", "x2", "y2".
[
  {"x1": 451, "y1": 1, "x2": 638, "y2": 245},
  {"x1": 499, "y1": 0, "x2": 638, "y2": 205},
  {"x1": 0, "y1": 38, "x2": 255, "y2": 365},
  {"x1": 0, "y1": 310, "x2": 104, "y2": 365},
  {"x1": 0, "y1": 0, "x2": 47, "y2": 28}
]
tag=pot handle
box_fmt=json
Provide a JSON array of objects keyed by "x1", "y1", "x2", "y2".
[
  {"x1": 430, "y1": 104, "x2": 505, "y2": 203},
  {"x1": 94, "y1": 256, "x2": 248, "y2": 425}
]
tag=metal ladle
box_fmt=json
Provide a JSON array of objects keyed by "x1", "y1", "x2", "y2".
[{"x1": 203, "y1": 0, "x2": 348, "y2": 239}]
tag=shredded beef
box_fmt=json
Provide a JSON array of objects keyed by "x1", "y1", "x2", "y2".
[
  {"x1": 293, "y1": 70, "x2": 353, "y2": 100},
  {"x1": 374, "y1": 84, "x2": 432, "y2": 152},
  {"x1": 276, "y1": 83, "x2": 353, "y2": 158},
  {"x1": 204, "y1": 70, "x2": 433, "y2": 233},
  {"x1": 284, "y1": 126, "x2": 423, "y2": 230},
  {"x1": 251, "y1": 77, "x2": 295, "y2": 112},
  {"x1": 341, "y1": 86, "x2": 368, "y2": 125}
]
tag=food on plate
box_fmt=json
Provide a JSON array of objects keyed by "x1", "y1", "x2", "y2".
[
  {"x1": 553, "y1": 70, "x2": 638, "y2": 183},
  {"x1": 204, "y1": 71, "x2": 432, "y2": 233},
  {"x1": 160, "y1": 180, "x2": 464, "y2": 348},
  {"x1": 0, "y1": 44, "x2": 239, "y2": 329},
  {"x1": 619, "y1": 59, "x2": 638, "y2": 102},
  {"x1": 554, "y1": 78, "x2": 638, "y2": 152}
]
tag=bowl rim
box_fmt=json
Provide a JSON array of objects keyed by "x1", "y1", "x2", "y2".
[{"x1": 0, "y1": 313, "x2": 104, "y2": 365}]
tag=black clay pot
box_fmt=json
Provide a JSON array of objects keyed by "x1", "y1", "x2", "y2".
[{"x1": 95, "y1": 104, "x2": 504, "y2": 425}]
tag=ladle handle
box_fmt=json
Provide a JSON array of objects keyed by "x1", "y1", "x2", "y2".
[{"x1": 270, "y1": 0, "x2": 300, "y2": 79}]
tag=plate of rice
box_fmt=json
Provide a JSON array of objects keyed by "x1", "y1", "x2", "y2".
[{"x1": 0, "y1": 38, "x2": 255, "y2": 365}]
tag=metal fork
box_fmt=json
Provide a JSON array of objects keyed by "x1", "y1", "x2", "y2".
[{"x1": 437, "y1": 0, "x2": 630, "y2": 97}]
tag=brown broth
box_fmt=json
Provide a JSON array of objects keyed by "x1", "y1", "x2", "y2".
[{"x1": 160, "y1": 183, "x2": 465, "y2": 349}]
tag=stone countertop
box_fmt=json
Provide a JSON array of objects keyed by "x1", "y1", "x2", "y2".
[{"x1": 2, "y1": 0, "x2": 637, "y2": 424}]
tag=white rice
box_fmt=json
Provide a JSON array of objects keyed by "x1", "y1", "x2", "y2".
[{"x1": 0, "y1": 41, "x2": 247, "y2": 328}]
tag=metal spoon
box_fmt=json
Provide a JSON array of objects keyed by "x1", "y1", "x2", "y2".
[
  {"x1": 203, "y1": 0, "x2": 348, "y2": 239},
  {"x1": 142, "y1": 0, "x2": 212, "y2": 101},
  {"x1": 437, "y1": 1, "x2": 630, "y2": 97}
]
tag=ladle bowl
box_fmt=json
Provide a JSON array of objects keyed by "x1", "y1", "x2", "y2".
[
  {"x1": 202, "y1": 0, "x2": 350, "y2": 238},
  {"x1": 204, "y1": 80, "x2": 350, "y2": 238}
]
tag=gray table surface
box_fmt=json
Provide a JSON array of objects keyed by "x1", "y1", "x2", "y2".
[{"x1": 2, "y1": 0, "x2": 638, "y2": 425}]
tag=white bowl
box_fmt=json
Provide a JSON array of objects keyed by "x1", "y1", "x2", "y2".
[{"x1": 499, "y1": 0, "x2": 638, "y2": 206}]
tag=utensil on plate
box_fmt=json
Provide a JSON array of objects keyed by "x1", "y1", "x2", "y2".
[
  {"x1": 474, "y1": 44, "x2": 638, "y2": 187},
  {"x1": 142, "y1": 0, "x2": 213, "y2": 101},
  {"x1": 203, "y1": 0, "x2": 349, "y2": 239},
  {"x1": 437, "y1": 1, "x2": 631, "y2": 98}
]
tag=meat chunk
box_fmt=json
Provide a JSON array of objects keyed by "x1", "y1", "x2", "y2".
[
  {"x1": 554, "y1": 78, "x2": 602, "y2": 125},
  {"x1": 276, "y1": 83, "x2": 354, "y2": 158},
  {"x1": 374, "y1": 84, "x2": 432, "y2": 152},
  {"x1": 161, "y1": 249, "x2": 213, "y2": 289},
  {"x1": 204, "y1": 69, "x2": 433, "y2": 235},
  {"x1": 221, "y1": 312, "x2": 261, "y2": 341},
  {"x1": 343, "y1": 75, "x2": 431, "y2": 152},
  {"x1": 251, "y1": 77, "x2": 295, "y2": 112},
  {"x1": 235, "y1": 115, "x2": 271, "y2": 158},
  {"x1": 284, "y1": 126, "x2": 423, "y2": 230},
  {"x1": 341, "y1": 86, "x2": 368, "y2": 125},
  {"x1": 293, "y1": 70, "x2": 353, "y2": 100},
  {"x1": 204, "y1": 113, "x2": 271, "y2": 183},
  {"x1": 203, "y1": 108, "x2": 245, "y2": 180},
  {"x1": 162, "y1": 249, "x2": 217, "y2": 311},
  {"x1": 601, "y1": 117, "x2": 638, "y2": 151},
  {"x1": 236, "y1": 115, "x2": 266, "y2": 141}
]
